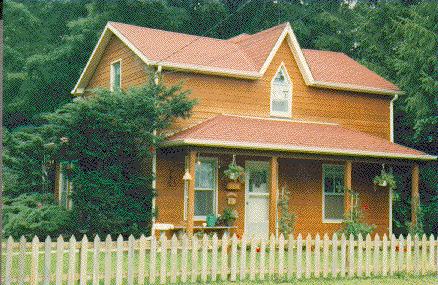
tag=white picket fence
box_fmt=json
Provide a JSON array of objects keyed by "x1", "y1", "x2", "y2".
[{"x1": 2, "y1": 233, "x2": 437, "y2": 284}]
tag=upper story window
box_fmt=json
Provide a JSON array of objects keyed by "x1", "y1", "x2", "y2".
[
  {"x1": 110, "y1": 60, "x2": 121, "y2": 91},
  {"x1": 271, "y1": 64, "x2": 292, "y2": 117},
  {"x1": 322, "y1": 164, "x2": 345, "y2": 222}
]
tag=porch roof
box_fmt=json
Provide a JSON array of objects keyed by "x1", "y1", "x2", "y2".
[{"x1": 163, "y1": 115, "x2": 435, "y2": 161}]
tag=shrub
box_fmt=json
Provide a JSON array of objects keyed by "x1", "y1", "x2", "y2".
[
  {"x1": 2, "y1": 193, "x2": 72, "y2": 239},
  {"x1": 278, "y1": 186, "x2": 295, "y2": 236},
  {"x1": 339, "y1": 189, "x2": 375, "y2": 238}
]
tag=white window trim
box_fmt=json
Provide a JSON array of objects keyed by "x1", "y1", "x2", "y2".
[
  {"x1": 184, "y1": 157, "x2": 218, "y2": 221},
  {"x1": 322, "y1": 164, "x2": 345, "y2": 224},
  {"x1": 58, "y1": 163, "x2": 73, "y2": 210},
  {"x1": 110, "y1": 59, "x2": 122, "y2": 91},
  {"x1": 270, "y1": 62, "x2": 293, "y2": 118}
]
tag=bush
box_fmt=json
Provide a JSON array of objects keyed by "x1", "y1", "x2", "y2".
[{"x1": 3, "y1": 193, "x2": 72, "y2": 239}]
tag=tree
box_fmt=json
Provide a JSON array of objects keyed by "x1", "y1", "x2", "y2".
[{"x1": 41, "y1": 79, "x2": 196, "y2": 237}]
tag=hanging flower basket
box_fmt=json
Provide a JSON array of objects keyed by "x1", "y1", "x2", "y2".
[
  {"x1": 224, "y1": 155, "x2": 244, "y2": 191},
  {"x1": 373, "y1": 168, "x2": 396, "y2": 191}
]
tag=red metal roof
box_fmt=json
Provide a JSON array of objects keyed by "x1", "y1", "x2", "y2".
[
  {"x1": 165, "y1": 115, "x2": 433, "y2": 160},
  {"x1": 108, "y1": 22, "x2": 399, "y2": 93}
]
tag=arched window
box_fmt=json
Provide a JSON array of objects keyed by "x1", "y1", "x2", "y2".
[{"x1": 271, "y1": 64, "x2": 292, "y2": 117}]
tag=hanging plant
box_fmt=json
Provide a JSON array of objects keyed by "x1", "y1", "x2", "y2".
[
  {"x1": 373, "y1": 168, "x2": 396, "y2": 190},
  {"x1": 224, "y1": 155, "x2": 245, "y2": 191}
]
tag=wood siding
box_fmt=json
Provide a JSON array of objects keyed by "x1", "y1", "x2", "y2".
[{"x1": 155, "y1": 151, "x2": 389, "y2": 237}]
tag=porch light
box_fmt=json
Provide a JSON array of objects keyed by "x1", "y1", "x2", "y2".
[{"x1": 183, "y1": 169, "x2": 192, "y2": 181}]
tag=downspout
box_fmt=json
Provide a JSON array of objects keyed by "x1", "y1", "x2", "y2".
[
  {"x1": 389, "y1": 94, "x2": 399, "y2": 235},
  {"x1": 151, "y1": 65, "x2": 162, "y2": 237}
]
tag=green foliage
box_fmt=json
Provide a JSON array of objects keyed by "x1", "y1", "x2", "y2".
[
  {"x1": 373, "y1": 169, "x2": 397, "y2": 190},
  {"x1": 406, "y1": 196, "x2": 424, "y2": 237},
  {"x1": 216, "y1": 208, "x2": 238, "y2": 227},
  {"x1": 40, "y1": 79, "x2": 195, "y2": 237},
  {"x1": 339, "y1": 190, "x2": 376, "y2": 239},
  {"x1": 223, "y1": 161, "x2": 245, "y2": 182},
  {"x1": 278, "y1": 187, "x2": 295, "y2": 236},
  {"x1": 2, "y1": 193, "x2": 72, "y2": 239}
]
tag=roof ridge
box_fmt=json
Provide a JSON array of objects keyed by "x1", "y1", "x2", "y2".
[{"x1": 220, "y1": 114, "x2": 339, "y2": 126}]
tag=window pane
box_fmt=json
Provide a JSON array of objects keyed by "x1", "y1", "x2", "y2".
[
  {"x1": 324, "y1": 176, "x2": 334, "y2": 193},
  {"x1": 324, "y1": 195, "x2": 344, "y2": 220},
  {"x1": 249, "y1": 169, "x2": 268, "y2": 193},
  {"x1": 195, "y1": 160, "x2": 215, "y2": 189},
  {"x1": 194, "y1": 190, "x2": 214, "y2": 216},
  {"x1": 112, "y1": 62, "x2": 121, "y2": 90}
]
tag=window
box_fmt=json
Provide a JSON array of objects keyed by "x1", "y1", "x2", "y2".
[
  {"x1": 194, "y1": 158, "x2": 217, "y2": 219},
  {"x1": 110, "y1": 60, "x2": 121, "y2": 91},
  {"x1": 322, "y1": 164, "x2": 345, "y2": 222},
  {"x1": 271, "y1": 64, "x2": 292, "y2": 117},
  {"x1": 59, "y1": 162, "x2": 73, "y2": 209}
]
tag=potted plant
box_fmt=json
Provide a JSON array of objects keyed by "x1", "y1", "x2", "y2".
[
  {"x1": 373, "y1": 170, "x2": 396, "y2": 191},
  {"x1": 216, "y1": 208, "x2": 238, "y2": 227},
  {"x1": 224, "y1": 160, "x2": 244, "y2": 190}
]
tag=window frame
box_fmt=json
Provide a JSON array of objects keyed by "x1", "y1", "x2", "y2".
[
  {"x1": 270, "y1": 62, "x2": 293, "y2": 118},
  {"x1": 322, "y1": 164, "x2": 345, "y2": 223},
  {"x1": 110, "y1": 59, "x2": 122, "y2": 91},
  {"x1": 184, "y1": 157, "x2": 218, "y2": 221},
  {"x1": 58, "y1": 162, "x2": 73, "y2": 210}
]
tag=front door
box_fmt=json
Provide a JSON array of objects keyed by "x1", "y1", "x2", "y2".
[{"x1": 245, "y1": 161, "x2": 270, "y2": 239}]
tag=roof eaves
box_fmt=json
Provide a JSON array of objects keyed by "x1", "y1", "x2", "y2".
[{"x1": 161, "y1": 139, "x2": 437, "y2": 161}]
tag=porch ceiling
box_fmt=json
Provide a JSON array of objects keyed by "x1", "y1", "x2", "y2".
[{"x1": 163, "y1": 115, "x2": 436, "y2": 161}]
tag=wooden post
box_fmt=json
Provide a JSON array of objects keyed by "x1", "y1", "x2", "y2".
[
  {"x1": 344, "y1": 161, "x2": 352, "y2": 215},
  {"x1": 411, "y1": 163, "x2": 420, "y2": 225},
  {"x1": 187, "y1": 151, "x2": 197, "y2": 237},
  {"x1": 269, "y1": 156, "x2": 278, "y2": 236}
]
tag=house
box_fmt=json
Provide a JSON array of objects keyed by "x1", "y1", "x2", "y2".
[{"x1": 61, "y1": 21, "x2": 436, "y2": 238}]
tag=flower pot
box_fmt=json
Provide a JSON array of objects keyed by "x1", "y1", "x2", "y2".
[
  {"x1": 206, "y1": 215, "x2": 217, "y2": 227},
  {"x1": 226, "y1": 181, "x2": 241, "y2": 191}
]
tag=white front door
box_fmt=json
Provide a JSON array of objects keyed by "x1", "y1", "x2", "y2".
[{"x1": 245, "y1": 161, "x2": 270, "y2": 239}]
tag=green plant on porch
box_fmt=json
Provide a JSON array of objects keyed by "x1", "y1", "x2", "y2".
[
  {"x1": 216, "y1": 207, "x2": 238, "y2": 227},
  {"x1": 339, "y1": 188, "x2": 376, "y2": 238},
  {"x1": 223, "y1": 155, "x2": 245, "y2": 182},
  {"x1": 277, "y1": 185, "x2": 295, "y2": 236},
  {"x1": 406, "y1": 196, "x2": 424, "y2": 237},
  {"x1": 373, "y1": 167, "x2": 397, "y2": 190}
]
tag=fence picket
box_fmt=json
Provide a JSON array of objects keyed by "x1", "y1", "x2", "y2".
[
  {"x1": 259, "y1": 238, "x2": 266, "y2": 280},
  {"x1": 269, "y1": 234, "x2": 275, "y2": 278},
  {"x1": 373, "y1": 234, "x2": 380, "y2": 276},
  {"x1": 230, "y1": 234, "x2": 238, "y2": 281},
  {"x1": 116, "y1": 235, "x2": 123, "y2": 285},
  {"x1": 201, "y1": 234, "x2": 209, "y2": 282},
  {"x1": 357, "y1": 234, "x2": 363, "y2": 277},
  {"x1": 79, "y1": 235, "x2": 89, "y2": 285},
  {"x1": 278, "y1": 234, "x2": 285, "y2": 278},
  {"x1": 19, "y1": 236, "x2": 26, "y2": 285},
  {"x1": 170, "y1": 235, "x2": 178, "y2": 284},
  {"x1": 31, "y1": 236, "x2": 40, "y2": 285},
  {"x1": 389, "y1": 234, "x2": 396, "y2": 275},
  {"x1": 296, "y1": 234, "x2": 303, "y2": 279},
  {"x1": 348, "y1": 234, "x2": 354, "y2": 278},
  {"x1": 127, "y1": 235, "x2": 135, "y2": 285},
  {"x1": 220, "y1": 233, "x2": 228, "y2": 281},
  {"x1": 398, "y1": 235, "x2": 404, "y2": 273},
  {"x1": 239, "y1": 235, "x2": 247, "y2": 280},
  {"x1": 365, "y1": 234, "x2": 371, "y2": 277},
  {"x1": 180, "y1": 235, "x2": 188, "y2": 283},
  {"x1": 382, "y1": 234, "x2": 388, "y2": 276},
  {"x1": 314, "y1": 234, "x2": 320, "y2": 278},
  {"x1": 5, "y1": 237, "x2": 13, "y2": 285},
  {"x1": 55, "y1": 236, "x2": 64, "y2": 285},
  {"x1": 92, "y1": 235, "x2": 101, "y2": 285},
  {"x1": 421, "y1": 234, "x2": 427, "y2": 275},
  {"x1": 429, "y1": 234, "x2": 435, "y2": 273},
  {"x1": 211, "y1": 234, "x2": 218, "y2": 282},
  {"x1": 406, "y1": 234, "x2": 412, "y2": 273},
  {"x1": 340, "y1": 234, "x2": 346, "y2": 278},
  {"x1": 287, "y1": 235, "x2": 294, "y2": 280},
  {"x1": 323, "y1": 234, "x2": 329, "y2": 278},
  {"x1": 138, "y1": 235, "x2": 147, "y2": 285},
  {"x1": 305, "y1": 234, "x2": 312, "y2": 279},
  {"x1": 249, "y1": 237, "x2": 257, "y2": 280},
  {"x1": 332, "y1": 233, "x2": 338, "y2": 278},
  {"x1": 149, "y1": 236, "x2": 157, "y2": 284},
  {"x1": 413, "y1": 235, "x2": 420, "y2": 275},
  {"x1": 160, "y1": 234, "x2": 168, "y2": 284},
  {"x1": 67, "y1": 235, "x2": 77, "y2": 285},
  {"x1": 104, "y1": 235, "x2": 112, "y2": 285}
]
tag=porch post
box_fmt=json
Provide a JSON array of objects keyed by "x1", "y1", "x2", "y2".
[
  {"x1": 344, "y1": 161, "x2": 352, "y2": 216},
  {"x1": 187, "y1": 151, "x2": 197, "y2": 237},
  {"x1": 411, "y1": 163, "x2": 420, "y2": 225},
  {"x1": 269, "y1": 156, "x2": 279, "y2": 236}
]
